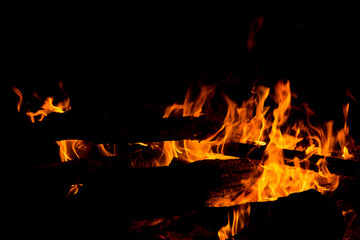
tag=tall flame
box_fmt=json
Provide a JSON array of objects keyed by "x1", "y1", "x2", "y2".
[
  {"x1": 218, "y1": 203, "x2": 250, "y2": 240},
  {"x1": 151, "y1": 79, "x2": 343, "y2": 240},
  {"x1": 337, "y1": 103, "x2": 354, "y2": 159},
  {"x1": 217, "y1": 80, "x2": 341, "y2": 239}
]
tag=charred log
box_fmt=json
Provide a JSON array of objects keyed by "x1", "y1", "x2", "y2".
[
  {"x1": 124, "y1": 190, "x2": 344, "y2": 240},
  {"x1": 20, "y1": 190, "x2": 344, "y2": 239},
  {"x1": 30, "y1": 158, "x2": 261, "y2": 217},
  {"x1": 24, "y1": 112, "x2": 222, "y2": 143},
  {"x1": 29, "y1": 146, "x2": 359, "y2": 215}
]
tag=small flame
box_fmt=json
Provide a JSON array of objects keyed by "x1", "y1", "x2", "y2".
[
  {"x1": 337, "y1": 103, "x2": 354, "y2": 159},
  {"x1": 157, "y1": 84, "x2": 271, "y2": 165},
  {"x1": 56, "y1": 140, "x2": 87, "y2": 162},
  {"x1": 66, "y1": 184, "x2": 83, "y2": 199},
  {"x1": 11, "y1": 86, "x2": 23, "y2": 112},
  {"x1": 97, "y1": 143, "x2": 118, "y2": 157},
  {"x1": 218, "y1": 203, "x2": 250, "y2": 240},
  {"x1": 26, "y1": 96, "x2": 71, "y2": 123},
  {"x1": 12, "y1": 81, "x2": 71, "y2": 123}
]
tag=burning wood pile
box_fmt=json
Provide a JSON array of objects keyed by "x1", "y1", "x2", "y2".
[{"x1": 7, "y1": 79, "x2": 360, "y2": 239}]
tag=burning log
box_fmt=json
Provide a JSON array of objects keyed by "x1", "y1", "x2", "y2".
[
  {"x1": 223, "y1": 142, "x2": 360, "y2": 178},
  {"x1": 124, "y1": 190, "x2": 344, "y2": 240},
  {"x1": 30, "y1": 142, "x2": 359, "y2": 212},
  {"x1": 30, "y1": 158, "x2": 261, "y2": 216},
  {"x1": 238, "y1": 189, "x2": 345, "y2": 240},
  {"x1": 18, "y1": 155, "x2": 352, "y2": 239},
  {"x1": 39, "y1": 190, "x2": 341, "y2": 240}
]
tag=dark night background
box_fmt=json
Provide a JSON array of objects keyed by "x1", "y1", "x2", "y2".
[{"x1": 3, "y1": 13, "x2": 360, "y2": 149}]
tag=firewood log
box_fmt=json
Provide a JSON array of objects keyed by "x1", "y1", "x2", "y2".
[
  {"x1": 223, "y1": 142, "x2": 360, "y2": 178},
  {"x1": 30, "y1": 158, "x2": 260, "y2": 217},
  {"x1": 25, "y1": 112, "x2": 222, "y2": 143},
  {"x1": 124, "y1": 190, "x2": 344, "y2": 240},
  {"x1": 51, "y1": 190, "x2": 342, "y2": 240}
]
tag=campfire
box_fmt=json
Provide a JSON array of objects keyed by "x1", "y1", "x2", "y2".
[
  {"x1": 5, "y1": 15, "x2": 360, "y2": 240},
  {"x1": 8, "y1": 78, "x2": 360, "y2": 239}
]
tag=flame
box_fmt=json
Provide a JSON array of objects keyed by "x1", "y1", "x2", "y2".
[
  {"x1": 56, "y1": 140, "x2": 88, "y2": 162},
  {"x1": 216, "y1": 81, "x2": 341, "y2": 238},
  {"x1": 12, "y1": 81, "x2": 71, "y2": 123},
  {"x1": 156, "y1": 84, "x2": 271, "y2": 165},
  {"x1": 252, "y1": 81, "x2": 338, "y2": 200},
  {"x1": 26, "y1": 96, "x2": 71, "y2": 123},
  {"x1": 221, "y1": 85, "x2": 270, "y2": 146},
  {"x1": 97, "y1": 143, "x2": 118, "y2": 157},
  {"x1": 11, "y1": 86, "x2": 23, "y2": 112},
  {"x1": 158, "y1": 85, "x2": 232, "y2": 165},
  {"x1": 12, "y1": 79, "x2": 353, "y2": 237},
  {"x1": 218, "y1": 203, "x2": 250, "y2": 240},
  {"x1": 153, "y1": 80, "x2": 342, "y2": 239},
  {"x1": 337, "y1": 103, "x2": 354, "y2": 159},
  {"x1": 66, "y1": 184, "x2": 83, "y2": 199},
  {"x1": 268, "y1": 81, "x2": 301, "y2": 150},
  {"x1": 156, "y1": 80, "x2": 352, "y2": 169}
]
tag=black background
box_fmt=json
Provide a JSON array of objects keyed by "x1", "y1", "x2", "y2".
[{"x1": 4, "y1": 13, "x2": 360, "y2": 142}]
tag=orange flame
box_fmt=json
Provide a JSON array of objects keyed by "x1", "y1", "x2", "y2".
[
  {"x1": 156, "y1": 84, "x2": 271, "y2": 165},
  {"x1": 337, "y1": 103, "x2": 354, "y2": 159},
  {"x1": 12, "y1": 79, "x2": 352, "y2": 237},
  {"x1": 217, "y1": 81, "x2": 341, "y2": 238},
  {"x1": 11, "y1": 86, "x2": 23, "y2": 112},
  {"x1": 66, "y1": 184, "x2": 83, "y2": 199},
  {"x1": 26, "y1": 95, "x2": 71, "y2": 123},
  {"x1": 12, "y1": 81, "x2": 71, "y2": 123},
  {"x1": 56, "y1": 140, "x2": 89, "y2": 162},
  {"x1": 218, "y1": 203, "x2": 250, "y2": 240},
  {"x1": 158, "y1": 85, "x2": 233, "y2": 165}
]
